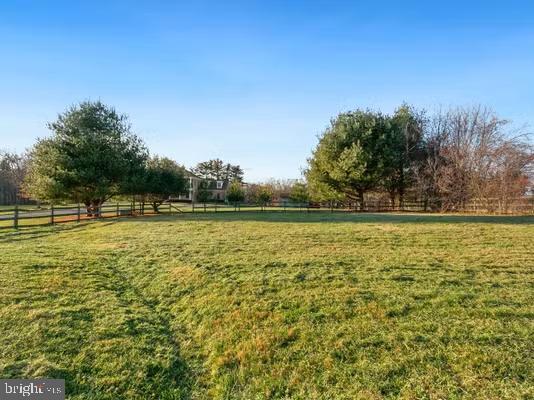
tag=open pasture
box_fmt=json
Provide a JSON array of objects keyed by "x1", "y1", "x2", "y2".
[{"x1": 0, "y1": 212, "x2": 532, "y2": 399}]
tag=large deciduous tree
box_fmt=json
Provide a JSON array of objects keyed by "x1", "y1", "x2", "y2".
[
  {"x1": 414, "y1": 106, "x2": 533, "y2": 212},
  {"x1": 24, "y1": 101, "x2": 148, "y2": 215}
]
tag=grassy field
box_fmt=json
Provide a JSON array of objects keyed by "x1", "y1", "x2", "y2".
[{"x1": 0, "y1": 212, "x2": 532, "y2": 399}]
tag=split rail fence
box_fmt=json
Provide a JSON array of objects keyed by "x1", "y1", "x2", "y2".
[
  {"x1": 0, "y1": 202, "x2": 168, "y2": 230},
  {"x1": 1, "y1": 198, "x2": 533, "y2": 230}
]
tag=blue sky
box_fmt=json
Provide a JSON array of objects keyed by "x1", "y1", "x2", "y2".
[{"x1": 1, "y1": 1, "x2": 533, "y2": 181}]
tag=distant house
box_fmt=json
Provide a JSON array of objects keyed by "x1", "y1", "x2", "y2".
[{"x1": 176, "y1": 170, "x2": 230, "y2": 202}]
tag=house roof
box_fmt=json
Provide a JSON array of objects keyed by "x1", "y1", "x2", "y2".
[{"x1": 184, "y1": 170, "x2": 232, "y2": 190}]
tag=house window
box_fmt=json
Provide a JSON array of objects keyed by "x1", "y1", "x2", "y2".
[{"x1": 216, "y1": 180, "x2": 223, "y2": 189}]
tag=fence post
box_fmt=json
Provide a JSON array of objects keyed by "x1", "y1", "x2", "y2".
[
  {"x1": 215, "y1": 203, "x2": 218, "y2": 213},
  {"x1": 192, "y1": 202, "x2": 195, "y2": 213},
  {"x1": 77, "y1": 203, "x2": 81, "y2": 222},
  {"x1": 116, "y1": 202, "x2": 119, "y2": 218},
  {"x1": 14, "y1": 204, "x2": 19, "y2": 229},
  {"x1": 50, "y1": 204, "x2": 55, "y2": 225}
]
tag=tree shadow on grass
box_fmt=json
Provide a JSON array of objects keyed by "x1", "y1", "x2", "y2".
[
  {"x1": 132, "y1": 211, "x2": 534, "y2": 225},
  {"x1": 72, "y1": 259, "x2": 195, "y2": 399},
  {"x1": 1, "y1": 233, "x2": 194, "y2": 399},
  {"x1": 0, "y1": 220, "x2": 119, "y2": 243}
]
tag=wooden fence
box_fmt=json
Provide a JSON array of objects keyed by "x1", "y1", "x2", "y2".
[
  {"x1": 1, "y1": 198, "x2": 533, "y2": 230},
  {"x1": 0, "y1": 202, "x2": 177, "y2": 229}
]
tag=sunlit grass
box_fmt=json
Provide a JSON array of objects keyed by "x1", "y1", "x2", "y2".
[{"x1": 0, "y1": 212, "x2": 532, "y2": 399}]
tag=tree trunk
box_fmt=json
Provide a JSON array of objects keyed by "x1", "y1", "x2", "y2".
[
  {"x1": 91, "y1": 199, "x2": 102, "y2": 217},
  {"x1": 399, "y1": 165, "x2": 405, "y2": 211},
  {"x1": 85, "y1": 200, "x2": 92, "y2": 217},
  {"x1": 389, "y1": 190, "x2": 396, "y2": 211},
  {"x1": 357, "y1": 189, "x2": 365, "y2": 211},
  {"x1": 399, "y1": 187, "x2": 405, "y2": 210}
]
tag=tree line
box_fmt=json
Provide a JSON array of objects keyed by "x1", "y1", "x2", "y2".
[
  {"x1": 1, "y1": 101, "x2": 247, "y2": 213},
  {"x1": 0, "y1": 151, "x2": 27, "y2": 204},
  {"x1": 193, "y1": 159, "x2": 244, "y2": 182},
  {"x1": 306, "y1": 105, "x2": 533, "y2": 212},
  {"x1": 2, "y1": 101, "x2": 532, "y2": 213}
]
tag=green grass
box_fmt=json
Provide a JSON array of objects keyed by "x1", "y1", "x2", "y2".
[{"x1": 0, "y1": 212, "x2": 532, "y2": 399}]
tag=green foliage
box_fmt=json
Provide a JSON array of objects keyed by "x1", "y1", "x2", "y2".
[
  {"x1": 194, "y1": 159, "x2": 224, "y2": 179},
  {"x1": 288, "y1": 182, "x2": 309, "y2": 204},
  {"x1": 0, "y1": 213, "x2": 532, "y2": 398},
  {"x1": 23, "y1": 139, "x2": 65, "y2": 201},
  {"x1": 193, "y1": 159, "x2": 244, "y2": 181},
  {"x1": 226, "y1": 180, "x2": 245, "y2": 204},
  {"x1": 306, "y1": 106, "x2": 426, "y2": 208},
  {"x1": 307, "y1": 177, "x2": 346, "y2": 203},
  {"x1": 227, "y1": 164, "x2": 244, "y2": 182},
  {"x1": 306, "y1": 110, "x2": 393, "y2": 207},
  {"x1": 245, "y1": 184, "x2": 274, "y2": 210},
  {"x1": 244, "y1": 184, "x2": 273, "y2": 208},
  {"x1": 196, "y1": 180, "x2": 212, "y2": 204},
  {"x1": 257, "y1": 186, "x2": 273, "y2": 205},
  {"x1": 140, "y1": 157, "x2": 186, "y2": 211},
  {"x1": 23, "y1": 101, "x2": 148, "y2": 211},
  {"x1": 382, "y1": 104, "x2": 425, "y2": 205}
]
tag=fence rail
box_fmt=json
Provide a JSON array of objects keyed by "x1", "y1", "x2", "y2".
[
  {"x1": 0, "y1": 202, "x2": 161, "y2": 229},
  {"x1": 1, "y1": 198, "x2": 533, "y2": 230}
]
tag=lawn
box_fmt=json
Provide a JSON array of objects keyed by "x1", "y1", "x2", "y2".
[{"x1": 0, "y1": 212, "x2": 532, "y2": 399}]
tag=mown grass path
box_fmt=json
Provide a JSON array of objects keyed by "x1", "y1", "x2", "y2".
[{"x1": 0, "y1": 213, "x2": 533, "y2": 399}]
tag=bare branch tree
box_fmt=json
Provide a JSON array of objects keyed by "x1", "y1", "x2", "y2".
[{"x1": 414, "y1": 106, "x2": 533, "y2": 212}]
